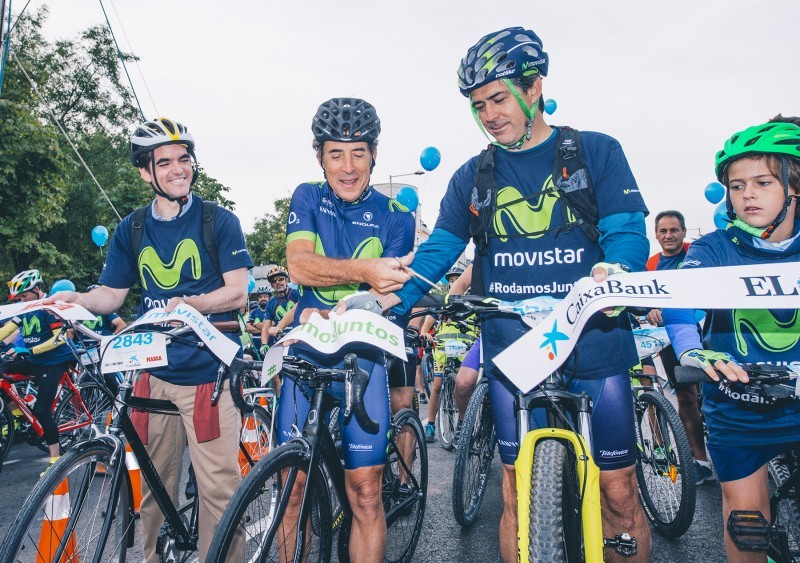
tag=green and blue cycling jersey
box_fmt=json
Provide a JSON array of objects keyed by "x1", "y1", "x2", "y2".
[
  {"x1": 2, "y1": 309, "x2": 73, "y2": 365},
  {"x1": 258, "y1": 289, "x2": 299, "y2": 346},
  {"x1": 99, "y1": 195, "x2": 253, "y2": 385},
  {"x1": 82, "y1": 313, "x2": 121, "y2": 337},
  {"x1": 664, "y1": 222, "x2": 800, "y2": 448},
  {"x1": 278, "y1": 181, "x2": 415, "y2": 468}
]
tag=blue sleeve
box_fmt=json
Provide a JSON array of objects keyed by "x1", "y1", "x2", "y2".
[
  {"x1": 598, "y1": 211, "x2": 649, "y2": 271},
  {"x1": 392, "y1": 227, "x2": 467, "y2": 315},
  {"x1": 384, "y1": 212, "x2": 416, "y2": 258},
  {"x1": 663, "y1": 308, "x2": 702, "y2": 358},
  {"x1": 286, "y1": 183, "x2": 318, "y2": 242},
  {"x1": 99, "y1": 215, "x2": 139, "y2": 289},
  {"x1": 215, "y1": 209, "x2": 254, "y2": 272}
]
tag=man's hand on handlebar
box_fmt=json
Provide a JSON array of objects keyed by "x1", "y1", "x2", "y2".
[{"x1": 679, "y1": 348, "x2": 749, "y2": 383}]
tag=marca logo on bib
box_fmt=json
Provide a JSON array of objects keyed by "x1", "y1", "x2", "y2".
[{"x1": 139, "y1": 239, "x2": 202, "y2": 290}]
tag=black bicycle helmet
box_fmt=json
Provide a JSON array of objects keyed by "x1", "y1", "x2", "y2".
[
  {"x1": 311, "y1": 98, "x2": 381, "y2": 145},
  {"x1": 445, "y1": 266, "x2": 464, "y2": 282}
]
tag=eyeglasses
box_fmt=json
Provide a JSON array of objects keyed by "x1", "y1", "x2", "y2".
[{"x1": 272, "y1": 277, "x2": 287, "y2": 283}]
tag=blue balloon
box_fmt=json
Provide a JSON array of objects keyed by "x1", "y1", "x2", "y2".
[
  {"x1": 420, "y1": 146, "x2": 441, "y2": 171},
  {"x1": 396, "y1": 186, "x2": 419, "y2": 212},
  {"x1": 91, "y1": 225, "x2": 109, "y2": 247},
  {"x1": 705, "y1": 181, "x2": 725, "y2": 204},
  {"x1": 713, "y1": 202, "x2": 729, "y2": 229},
  {"x1": 50, "y1": 279, "x2": 75, "y2": 294},
  {"x1": 247, "y1": 274, "x2": 256, "y2": 294},
  {"x1": 694, "y1": 309, "x2": 707, "y2": 324},
  {"x1": 544, "y1": 99, "x2": 558, "y2": 115}
]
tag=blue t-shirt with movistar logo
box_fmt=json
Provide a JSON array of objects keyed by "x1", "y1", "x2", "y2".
[
  {"x1": 264, "y1": 289, "x2": 300, "y2": 323},
  {"x1": 655, "y1": 248, "x2": 688, "y2": 271},
  {"x1": 436, "y1": 129, "x2": 648, "y2": 380},
  {"x1": 99, "y1": 196, "x2": 253, "y2": 385},
  {"x1": 82, "y1": 313, "x2": 120, "y2": 336},
  {"x1": 666, "y1": 225, "x2": 800, "y2": 447},
  {"x1": 286, "y1": 182, "x2": 415, "y2": 322},
  {"x1": 15, "y1": 310, "x2": 74, "y2": 365}
]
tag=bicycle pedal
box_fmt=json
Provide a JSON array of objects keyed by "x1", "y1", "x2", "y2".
[
  {"x1": 604, "y1": 533, "x2": 637, "y2": 557},
  {"x1": 727, "y1": 510, "x2": 770, "y2": 552}
]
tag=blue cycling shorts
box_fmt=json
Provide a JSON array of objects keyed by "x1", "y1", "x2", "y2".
[
  {"x1": 276, "y1": 346, "x2": 391, "y2": 470},
  {"x1": 708, "y1": 442, "x2": 798, "y2": 482},
  {"x1": 489, "y1": 372, "x2": 637, "y2": 470},
  {"x1": 461, "y1": 336, "x2": 481, "y2": 372}
]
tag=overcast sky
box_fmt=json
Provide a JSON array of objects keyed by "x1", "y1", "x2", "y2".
[{"x1": 29, "y1": 0, "x2": 800, "y2": 254}]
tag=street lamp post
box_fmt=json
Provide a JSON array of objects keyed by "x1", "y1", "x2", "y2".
[{"x1": 388, "y1": 170, "x2": 425, "y2": 198}]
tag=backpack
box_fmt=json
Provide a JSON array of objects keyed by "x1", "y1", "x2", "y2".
[
  {"x1": 130, "y1": 200, "x2": 221, "y2": 278},
  {"x1": 467, "y1": 126, "x2": 599, "y2": 291}
]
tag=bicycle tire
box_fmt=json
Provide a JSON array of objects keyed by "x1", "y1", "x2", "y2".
[
  {"x1": 207, "y1": 442, "x2": 333, "y2": 562},
  {"x1": 54, "y1": 382, "x2": 115, "y2": 452},
  {"x1": 32, "y1": 386, "x2": 79, "y2": 453},
  {"x1": 421, "y1": 353, "x2": 434, "y2": 398},
  {"x1": 0, "y1": 400, "x2": 15, "y2": 462},
  {"x1": 452, "y1": 380, "x2": 495, "y2": 526},
  {"x1": 768, "y1": 453, "x2": 800, "y2": 560},
  {"x1": 634, "y1": 390, "x2": 696, "y2": 538},
  {"x1": 239, "y1": 404, "x2": 276, "y2": 477},
  {"x1": 528, "y1": 438, "x2": 583, "y2": 562},
  {"x1": 438, "y1": 375, "x2": 457, "y2": 450},
  {"x1": 0, "y1": 439, "x2": 133, "y2": 562},
  {"x1": 382, "y1": 408, "x2": 428, "y2": 563}
]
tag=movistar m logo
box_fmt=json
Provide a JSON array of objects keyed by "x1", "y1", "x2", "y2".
[
  {"x1": 139, "y1": 239, "x2": 202, "y2": 290},
  {"x1": 492, "y1": 180, "x2": 575, "y2": 242},
  {"x1": 83, "y1": 316, "x2": 103, "y2": 331},
  {"x1": 733, "y1": 309, "x2": 800, "y2": 357},
  {"x1": 22, "y1": 316, "x2": 41, "y2": 336}
]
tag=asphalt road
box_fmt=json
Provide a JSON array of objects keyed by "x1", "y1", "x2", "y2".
[{"x1": 0, "y1": 403, "x2": 729, "y2": 562}]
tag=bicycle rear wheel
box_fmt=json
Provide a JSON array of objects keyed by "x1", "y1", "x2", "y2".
[
  {"x1": 207, "y1": 442, "x2": 333, "y2": 562},
  {"x1": 528, "y1": 438, "x2": 583, "y2": 562},
  {"x1": 437, "y1": 375, "x2": 457, "y2": 450},
  {"x1": 452, "y1": 380, "x2": 495, "y2": 526},
  {"x1": 383, "y1": 408, "x2": 428, "y2": 563},
  {"x1": 239, "y1": 404, "x2": 276, "y2": 477},
  {"x1": 0, "y1": 399, "x2": 15, "y2": 461},
  {"x1": 0, "y1": 439, "x2": 133, "y2": 562},
  {"x1": 421, "y1": 353, "x2": 434, "y2": 398},
  {"x1": 768, "y1": 453, "x2": 800, "y2": 560},
  {"x1": 634, "y1": 390, "x2": 696, "y2": 538}
]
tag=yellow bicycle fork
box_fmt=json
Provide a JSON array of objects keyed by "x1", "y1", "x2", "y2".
[{"x1": 515, "y1": 427, "x2": 605, "y2": 562}]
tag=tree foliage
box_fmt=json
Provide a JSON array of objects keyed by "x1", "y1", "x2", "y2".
[{"x1": 246, "y1": 197, "x2": 291, "y2": 267}]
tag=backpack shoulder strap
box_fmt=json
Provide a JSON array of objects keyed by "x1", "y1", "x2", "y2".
[
  {"x1": 201, "y1": 200, "x2": 221, "y2": 277},
  {"x1": 130, "y1": 205, "x2": 149, "y2": 260},
  {"x1": 552, "y1": 126, "x2": 600, "y2": 242},
  {"x1": 468, "y1": 145, "x2": 497, "y2": 293}
]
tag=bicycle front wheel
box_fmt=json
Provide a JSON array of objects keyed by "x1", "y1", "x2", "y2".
[
  {"x1": 239, "y1": 404, "x2": 276, "y2": 477},
  {"x1": 383, "y1": 408, "x2": 428, "y2": 563},
  {"x1": 437, "y1": 375, "x2": 457, "y2": 451},
  {"x1": 421, "y1": 353, "x2": 434, "y2": 398},
  {"x1": 208, "y1": 442, "x2": 333, "y2": 562},
  {"x1": 0, "y1": 399, "x2": 16, "y2": 461},
  {"x1": 0, "y1": 439, "x2": 133, "y2": 562},
  {"x1": 528, "y1": 438, "x2": 583, "y2": 562},
  {"x1": 634, "y1": 390, "x2": 696, "y2": 538},
  {"x1": 768, "y1": 453, "x2": 800, "y2": 560},
  {"x1": 452, "y1": 380, "x2": 495, "y2": 526},
  {"x1": 55, "y1": 382, "x2": 115, "y2": 452}
]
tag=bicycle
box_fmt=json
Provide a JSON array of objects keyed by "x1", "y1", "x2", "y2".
[
  {"x1": 436, "y1": 338, "x2": 469, "y2": 450},
  {"x1": 0, "y1": 306, "x2": 265, "y2": 563},
  {"x1": 675, "y1": 363, "x2": 800, "y2": 563},
  {"x1": 438, "y1": 294, "x2": 637, "y2": 562},
  {"x1": 629, "y1": 325, "x2": 696, "y2": 538},
  {"x1": 207, "y1": 352, "x2": 428, "y2": 562}
]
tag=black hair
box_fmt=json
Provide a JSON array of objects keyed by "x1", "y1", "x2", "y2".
[
  {"x1": 654, "y1": 210, "x2": 686, "y2": 231},
  {"x1": 510, "y1": 75, "x2": 545, "y2": 113}
]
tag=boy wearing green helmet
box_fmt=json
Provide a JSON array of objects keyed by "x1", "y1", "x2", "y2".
[{"x1": 664, "y1": 120, "x2": 800, "y2": 561}]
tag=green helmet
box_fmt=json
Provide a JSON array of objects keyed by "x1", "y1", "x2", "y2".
[
  {"x1": 714, "y1": 122, "x2": 800, "y2": 182},
  {"x1": 714, "y1": 121, "x2": 800, "y2": 239}
]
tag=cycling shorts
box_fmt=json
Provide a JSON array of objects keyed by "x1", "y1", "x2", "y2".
[
  {"x1": 489, "y1": 372, "x2": 637, "y2": 470},
  {"x1": 708, "y1": 442, "x2": 797, "y2": 482},
  {"x1": 387, "y1": 348, "x2": 416, "y2": 389},
  {"x1": 461, "y1": 336, "x2": 481, "y2": 372},
  {"x1": 276, "y1": 346, "x2": 390, "y2": 470}
]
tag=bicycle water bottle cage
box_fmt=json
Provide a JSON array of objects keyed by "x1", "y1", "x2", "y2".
[
  {"x1": 603, "y1": 533, "x2": 637, "y2": 557},
  {"x1": 727, "y1": 510, "x2": 771, "y2": 551}
]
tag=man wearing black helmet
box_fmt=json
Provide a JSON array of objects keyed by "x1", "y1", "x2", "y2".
[
  {"x1": 276, "y1": 98, "x2": 415, "y2": 562},
  {"x1": 48, "y1": 117, "x2": 252, "y2": 562},
  {"x1": 382, "y1": 27, "x2": 651, "y2": 562}
]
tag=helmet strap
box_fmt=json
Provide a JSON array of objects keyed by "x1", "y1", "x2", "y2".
[
  {"x1": 468, "y1": 79, "x2": 535, "y2": 151},
  {"x1": 147, "y1": 147, "x2": 198, "y2": 216}
]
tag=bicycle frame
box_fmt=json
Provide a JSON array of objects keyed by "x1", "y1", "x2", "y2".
[{"x1": 513, "y1": 374, "x2": 605, "y2": 562}]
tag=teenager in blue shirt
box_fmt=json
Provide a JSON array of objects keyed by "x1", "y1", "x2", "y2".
[
  {"x1": 49, "y1": 118, "x2": 252, "y2": 562},
  {"x1": 664, "y1": 121, "x2": 800, "y2": 562}
]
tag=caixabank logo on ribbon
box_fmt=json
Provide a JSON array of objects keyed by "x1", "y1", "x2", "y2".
[{"x1": 563, "y1": 278, "x2": 671, "y2": 326}]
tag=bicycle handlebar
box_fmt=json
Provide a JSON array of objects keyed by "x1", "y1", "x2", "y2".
[
  {"x1": 675, "y1": 364, "x2": 798, "y2": 403},
  {"x1": 226, "y1": 357, "x2": 264, "y2": 415}
]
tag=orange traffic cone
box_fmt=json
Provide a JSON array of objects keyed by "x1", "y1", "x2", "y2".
[
  {"x1": 125, "y1": 443, "x2": 142, "y2": 515},
  {"x1": 238, "y1": 414, "x2": 262, "y2": 477},
  {"x1": 36, "y1": 477, "x2": 78, "y2": 562}
]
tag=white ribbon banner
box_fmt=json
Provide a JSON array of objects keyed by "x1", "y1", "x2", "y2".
[
  {"x1": 0, "y1": 299, "x2": 96, "y2": 322},
  {"x1": 111, "y1": 304, "x2": 240, "y2": 367},
  {"x1": 495, "y1": 262, "x2": 800, "y2": 393}
]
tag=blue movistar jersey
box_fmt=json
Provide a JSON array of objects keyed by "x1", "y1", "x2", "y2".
[
  {"x1": 264, "y1": 289, "x2": 300, "y2": 323},
  {"x1": 285, "y1": 182, "x2": 415, "y2": 322},
  {"x1": 99, "y1": 196, "x2": 253, "y2": 385},
  {"x1": 12, "y1": 310, "x2": 73, "y2": 365},
  {"x1": 82, "y1": 313, "x2": 121, "y2": 337},
  {"x1": 436, "y1": 129, "x2": 648, "y2": 381},
  {"x1": 664, "y1": 224, "x2": 800, "y2": 448}
]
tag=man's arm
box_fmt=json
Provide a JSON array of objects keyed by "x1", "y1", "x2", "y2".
[
  {"x1": 111, "y1": 316, "x2": 127, "y2": 334},
  {"x1": 271, "y1": 306, "x2": 296, "y2": 335},
  {"x1": 165, "y1": 268, "x2": 248, "y2": 314},
  {"x1": 448, "y1": 264, "x2": 473, "y2": 296},
  {"x1": 286, "y1": 239, "x2": 412, "y2": 293},
  {"x1": 45, "y1": 286, "x2": 129, "y2": 316},
  {"x1": 259, "y1": 319, "x2": 274, "y2": 342}
]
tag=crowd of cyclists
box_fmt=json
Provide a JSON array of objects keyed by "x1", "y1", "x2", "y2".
[{"x1": 0, "y1": 22, "x2": 798, "y2": 563}]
